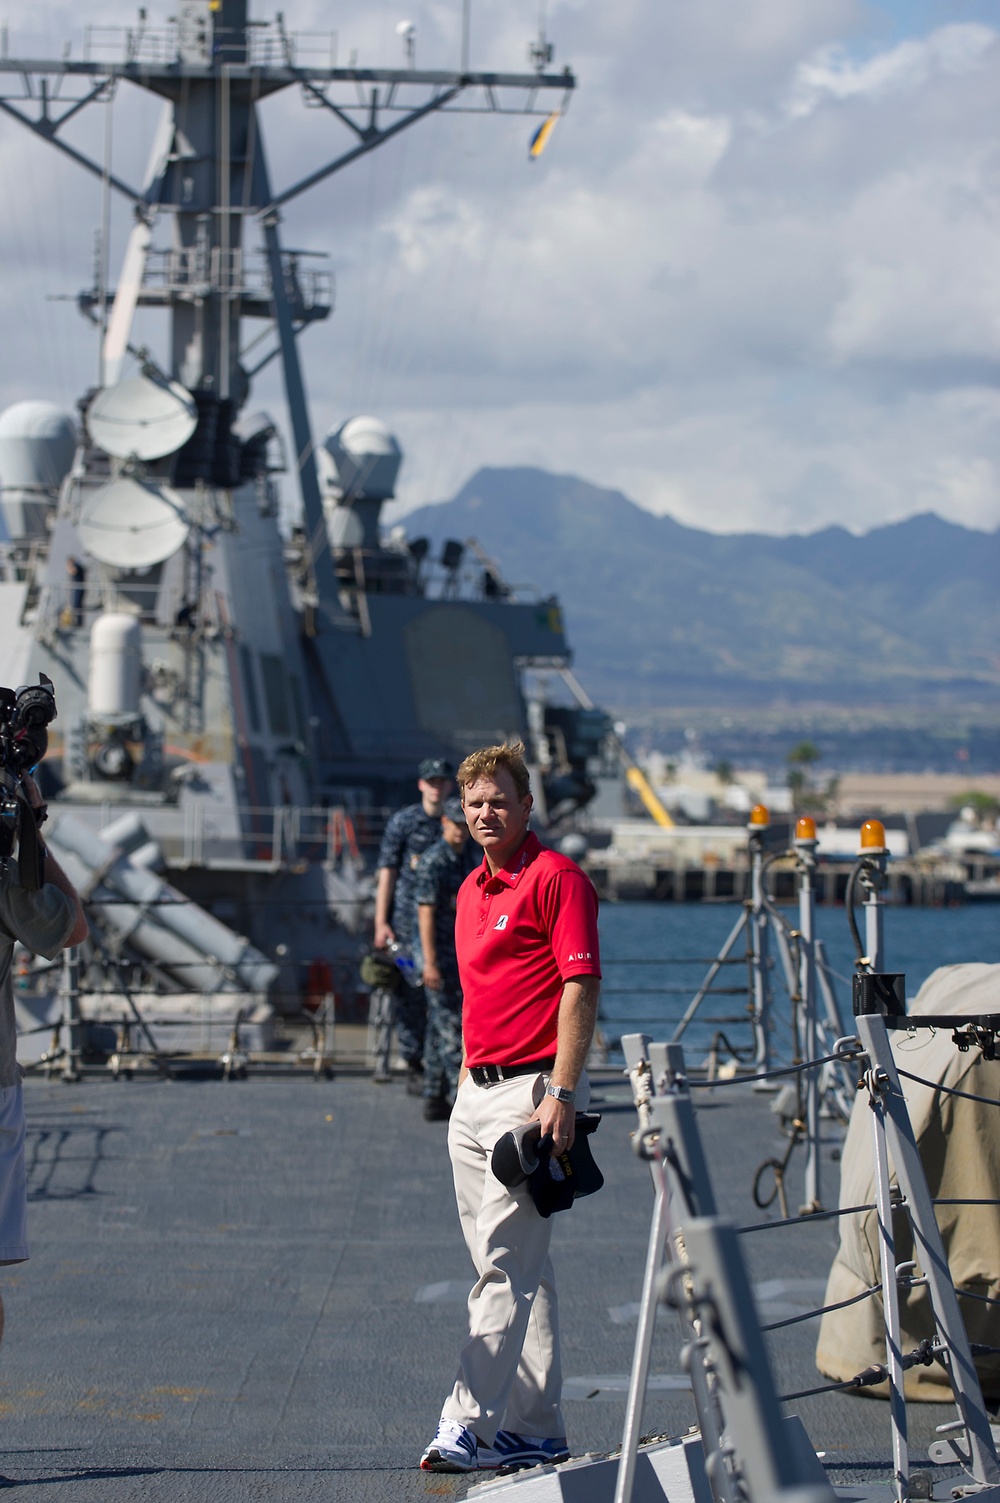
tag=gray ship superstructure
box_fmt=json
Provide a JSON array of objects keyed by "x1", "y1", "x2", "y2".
[{"x1": 0, "y1": 2, "x2": 607, "y2": 1009}]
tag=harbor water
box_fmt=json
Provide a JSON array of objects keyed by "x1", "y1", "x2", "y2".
[{"x1": 598, "y1": 900, "x2": 1000, "y2": 1061}]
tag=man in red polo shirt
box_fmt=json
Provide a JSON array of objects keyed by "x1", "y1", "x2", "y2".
[{"x1": 420, "y1": 742, "x2": 601, "y2": 1475}]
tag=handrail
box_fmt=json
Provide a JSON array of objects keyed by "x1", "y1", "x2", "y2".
[{"x1": 48, "y1": 800, "x2": 390, "y2": 868}]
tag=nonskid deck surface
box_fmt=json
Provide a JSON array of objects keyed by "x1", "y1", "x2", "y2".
[{"x1": 0, "y1": 1071, "x2": 957, "y2": 1501}]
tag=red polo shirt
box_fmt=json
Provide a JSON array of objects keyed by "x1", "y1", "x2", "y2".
[{"x1": 456, "y1": 832, "x2": 601, "y2": 1068}]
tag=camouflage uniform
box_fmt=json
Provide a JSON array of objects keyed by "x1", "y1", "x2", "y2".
[
  {"x1": 414, "y1": 837, "x2": 478, "y2": 1103},
  {"x1": 377, "y1": 802, "x2": 443, "y2": 1066}
]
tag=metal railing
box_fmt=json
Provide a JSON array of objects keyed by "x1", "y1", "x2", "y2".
[
  {"x1": 78, "y1": 801, "x2": 388, "y2": 869},
  {"x1": 81, "y1": 24, "x2": 338, "y2": 70},
  {"x1": 137, "y1": 247, "x2": 333, "y2": 311}
]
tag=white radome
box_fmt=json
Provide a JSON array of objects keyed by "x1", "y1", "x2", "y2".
[
  {"x1": 324, "y1": 415, "x2": 402, "y2": 501},
  {"x1": 0, "y1": 400, "x2": 77, "y2": 490}
]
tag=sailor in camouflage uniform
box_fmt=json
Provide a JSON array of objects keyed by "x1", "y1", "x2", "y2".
[
  {"x1": 415, "y1": 797, "x2": 477, "y2": 1121},
  {"x1": 375, "y1": 758, "x2": 454, "y2": 1091}
]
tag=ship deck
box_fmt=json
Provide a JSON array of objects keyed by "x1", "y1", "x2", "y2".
[{"x1": 0, "y1": 1061, "x2": 967, "y2": 1501}]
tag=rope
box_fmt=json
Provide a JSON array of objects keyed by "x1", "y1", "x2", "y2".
[
  {"x1": 737, "y1": 1203, "x2": 876, "y2": 1235},
  {"x1": 688, "y1": 1052, "x2": 845, "y2": 1088},
  {"x1": 604, "y1": 957, "x2": 744, "y2": 968},
  {"x1": 602, "y1": 987, "x2": 748, "y2": 997},
  {"x1": 760, "y1": 1282, "x2": 881, "y2": 1333},
  {"x1": 779, "y1": 1338, "x2": 937, "y2": 1403},
  {"x1": 896, "y1": 1068, "x2": 1000, "y2": 1109},
  {"x1": 933, "y1": 1199, "x2": 1000, "y2": 1207},
  {"x1": 956, "y1": 1287, "x2": 1000, "y2": 1310}
]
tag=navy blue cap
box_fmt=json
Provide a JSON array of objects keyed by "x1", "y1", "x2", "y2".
[
  {"x1": 419, "y1": 757, "x2": 454, "y2": 780},
  {"x1": 491, "y1": 1113, "x2": 604, "y2": 1217}
]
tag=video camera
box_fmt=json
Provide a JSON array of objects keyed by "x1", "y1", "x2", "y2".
[{"x1": 0, "y1": 673, "x2": 58, "y2": 890}]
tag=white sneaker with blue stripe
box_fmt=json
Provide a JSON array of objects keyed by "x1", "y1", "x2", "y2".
[
  {"x1": 419, "y1": 1418, "x2": 486, "y2": 1472},
  {"x1": 480, "y1": 1430, "x2": 571, "y2": 1469}
]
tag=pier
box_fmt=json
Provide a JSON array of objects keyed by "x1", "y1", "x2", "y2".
[
  {"x1": 586, "y1": 851, "x2": 980, "y2": 905},
  {"x1": 583, "y1": 816, "x2": 995, "y2": 905}
]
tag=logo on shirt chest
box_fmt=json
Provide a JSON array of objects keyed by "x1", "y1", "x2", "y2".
[{"x1": 494, "y1": 915, "x2": 509, "y2": 931}]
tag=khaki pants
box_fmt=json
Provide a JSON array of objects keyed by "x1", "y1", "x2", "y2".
[{"x1": 442, "y1": 1068, "x2": 589, "y2": 1444}]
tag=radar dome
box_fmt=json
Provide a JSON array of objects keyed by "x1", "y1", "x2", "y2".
[
  {"x1": 324, "y1": 416, "x2": 402, "y2": 502},
  {"x1": 0, "y1": 401, "x2": 77, "y2": 490}
]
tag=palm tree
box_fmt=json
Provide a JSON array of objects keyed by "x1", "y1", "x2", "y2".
[{"x1": 787, "y1": 741, "x2": 822, "y2": 814}]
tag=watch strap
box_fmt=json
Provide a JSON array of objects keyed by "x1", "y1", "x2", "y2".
[{"x1": 545, "y1": 1083, "x2": 576, "y2": 1104}]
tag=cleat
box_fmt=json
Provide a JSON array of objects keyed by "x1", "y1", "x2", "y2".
[
  {"x1": 484, "y1": 1431, "x2": 570, "y2": 1470},
  {"x1": 420, "y1": 1418, "x2": 481, "y2": 1472}
]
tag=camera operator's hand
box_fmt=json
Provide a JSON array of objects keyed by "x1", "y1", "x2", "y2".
[
  {"x1": 15, "y1": 781, "x2": 89, "y2": 945},
  {"x1": 19, "y1": 773, "x2": 46, "y2": 824},
  {"x1": 20, "y1": 773, "x2": 43, "y2": 810}
]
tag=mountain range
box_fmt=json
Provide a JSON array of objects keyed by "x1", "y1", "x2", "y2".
[{"x1": 398, "y1": 467, "x2": 1000, "y2": 711}]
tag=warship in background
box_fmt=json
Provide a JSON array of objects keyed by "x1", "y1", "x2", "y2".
[{"x1": 0, "y1": 1, "x2": 612, "y2": 1024}]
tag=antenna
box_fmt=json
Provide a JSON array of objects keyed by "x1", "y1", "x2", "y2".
[
  {"x1": 395, "y1": 20, "x2": 415, "y2": 68},
  {"x1": 529, "y1": 1, "x2": 553, "y2": 71},
  {"x1": 0, "y1": 12, "x2": 575, "y2": 609},
  {"x1": 78, "y1": 476, "x2": 190, "y2": 570},
  {"x1": 86, "y1": 374, "x2": 198, "y2": 462},
  {"x1": 97, "y1": 79, "x2": 115, "y2": 385}
]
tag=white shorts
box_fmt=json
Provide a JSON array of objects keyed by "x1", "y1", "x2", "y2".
[{"x1": 0, "y1": 1082, "x2": 28, "y2": 1265}]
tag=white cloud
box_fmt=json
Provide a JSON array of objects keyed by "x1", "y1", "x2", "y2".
[
  {"x1": 642, "y1": 111, "x2": 733, "y2": 184},
  {"x1": 785, "y1": 24, "x2": 997, "y2": 119},
  {"x1": 387, "y1": 376, "x2": 1000, "y2": 536},
  {"x1": 825, "y1": 158, "x2": 1000, "y2": 364}
]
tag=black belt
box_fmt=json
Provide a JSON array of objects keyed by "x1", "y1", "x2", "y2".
[{"x1": 468, "y1": 1057, "x2": 556, "y2": 1088}]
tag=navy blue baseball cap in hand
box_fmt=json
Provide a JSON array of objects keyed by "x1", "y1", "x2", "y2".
[{"x1": 492, "y1": 1113, "x2": 603, "y2": 1216}]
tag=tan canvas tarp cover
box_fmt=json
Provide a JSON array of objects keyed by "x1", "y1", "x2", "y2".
[{"x1": 815, "y1": 962, "x2": 1000, "y2": 1401}]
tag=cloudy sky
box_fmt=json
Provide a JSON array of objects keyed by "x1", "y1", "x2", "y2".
[{"x1": 0, "y1": 0, "x2": 997, "y2": 535}]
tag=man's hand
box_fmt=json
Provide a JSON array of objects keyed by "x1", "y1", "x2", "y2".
[
  {"x1": 533, "y1": 1093, "x2": 576, "y2": 1153},
  {"x1": 374, "y1": 867, "x2": 398, "y2": 952},
  {"x1": 423, "y1": 959, "x2": 442, "y2": 991},
  {"x1": 18, "y1": 793, "x2": 89, "y2": 946},
  {"x1": 528, "y1": 976, "x2": 600, "y2": 1156}
]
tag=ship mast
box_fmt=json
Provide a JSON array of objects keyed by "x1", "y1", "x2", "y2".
[{"x1": 0, "y1": 1, "x2": 574, "y2": 616}]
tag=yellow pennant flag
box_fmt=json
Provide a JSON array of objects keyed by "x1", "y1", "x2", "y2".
[{"x1": 529, "y1": 112, "x2": 560, "y2": 160}]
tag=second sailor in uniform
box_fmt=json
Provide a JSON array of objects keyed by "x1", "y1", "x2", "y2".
[
  {"x1": 415, "y1": 796, "x2": 477, "y2": 1121},
  {"x1": 374, "y1": 758, "x2": 454, "y2": 1092}
]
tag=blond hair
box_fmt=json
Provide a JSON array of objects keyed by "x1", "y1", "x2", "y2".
[{"x1": 457, "y1": 742, "x2": 531, "y2": 802}]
